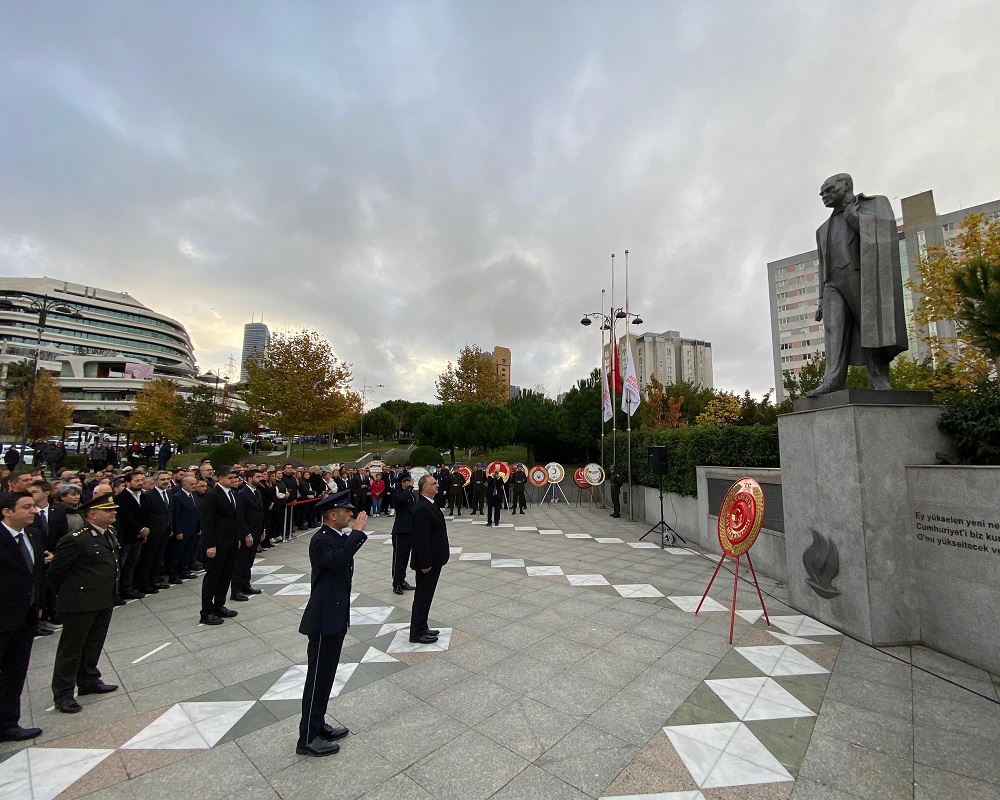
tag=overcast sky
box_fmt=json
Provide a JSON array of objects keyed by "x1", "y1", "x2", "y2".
[{"x1": 3, "y1": 1, "x2": 999, "y2": 404}]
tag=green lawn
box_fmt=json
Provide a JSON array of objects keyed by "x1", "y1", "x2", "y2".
[{"x1": 170, "y1": 443, "x2": 531, "y2": 468}]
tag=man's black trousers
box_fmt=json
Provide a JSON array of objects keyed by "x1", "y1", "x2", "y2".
[
  {"x1": 201, "y1": 546, "x2": 237, "y2": 615},
  {"x1": 410, "y1": 564, "x2": 442, "y2": 637},
  {"x1": 298, "y1": 632, "x2": 345, "y2": 746},
  {"x1": 51, "y1": 607, "x2": 113, "y2": 701}
]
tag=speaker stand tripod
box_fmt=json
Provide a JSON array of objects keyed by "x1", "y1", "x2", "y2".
[{"x1": 640, "y1": 473, "x2": 688, "y2": 548}]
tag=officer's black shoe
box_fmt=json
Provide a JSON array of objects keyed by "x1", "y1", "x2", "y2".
[
  {"x1": 319, "y1": 724, "x2": 349, "y2": 741},
  {"x1": 79, "y1": 682, "x2": 118, "y2": 695},
  {"x1": 200, "y1": 613, "x2": 224, "y2": 625},
  {"x1": 34, "y1": 626, "x2": 53, "y2": 637},
  {"x1": 392, "y1": 584, "x2": 404, "y2": 595},
  {"x1": 181, "y1": 572, "x2": 198, "y2": 580},
  {"x1": 296, "y1": 737, "x2": 340, "y2": 757},
  {"x1": 169, "y1": 577, "x2": 184, "y2": 585},
  {"x1": 154, "y1": 582, "x2": 170, "y2": 590},
  {"x1": 0, "y1": 725, "x2": 42, "y2": 741},
  {"x1": 426, "y1": 629, "x2": 440, "y2": 636},
  {"x1": 122, "y1": 589, "x2": 145, "y2": 599},
  {"x1": 409, "y1": 633, "x2": 438, "y2": 644},
  {"x1": 247, "y1": 587, "x2": 262, "y2": 594},
  {"x1": 114, "y1": 598, "x2": 127, "y2": 606},
  {"x1": 56, "y1": 697, "x2": 82, "y2": 714},
  {"x1": 400, "y1": 581, "x2": 415, "y2": 591},
  {"x1": 217, "y1": 607, "x2": 238, "y2": 618},
  {"x1": 610, "y1": 514, "x2": 621, "y2": 518},
  {"x1": 230, "y1": 593, "x2": 249, "y2": 602}
]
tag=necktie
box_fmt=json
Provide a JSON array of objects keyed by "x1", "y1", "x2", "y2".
[
  {"x1": 36, "y1": 508, "x2": 48, "y2": 535},
  {"x1": 16, "y1": 531, "x2": 34, "y2": 569},
  {"x1": 161, "y1": 489, "x2": 169, "y2": 508},
  {"x1": 229, "y1": 491, "x2": 236, "y2": 508}
]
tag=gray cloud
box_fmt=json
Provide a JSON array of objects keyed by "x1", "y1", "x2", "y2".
[{"x1": 3, "y1": 1, "x2": 1000, "y2": 401}]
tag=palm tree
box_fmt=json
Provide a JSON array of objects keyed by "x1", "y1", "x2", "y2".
[{"x1": 953, "y1": 256, "x2": 1000, "y2": 376}]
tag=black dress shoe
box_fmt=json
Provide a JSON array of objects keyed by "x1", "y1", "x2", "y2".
[
  {"x1": 230, "y1": 593, "x2": 249, "y2": 602},
  {"x1": 392, "y1": 584, "x2": 404, "y2": 595},
  {"x1": 319, "y1": 724, "x2": 349, "y2": 741},
  {"x1": 115, "y1": 598, "x2": 127, "y2": 606},
  {"x1": 247, "y1": 587, "x2": 262, "y2": 595},
  {"x1": 296, "y1": 736, "x2": 340, "y2": 757},
  {"x1": 400, "y1": 581, "x2": 415, "y2": 591},
  {"x1": 123, "y1": 589, "x2": 145, "y2": 599},
  {"x1": 155, "y1": 582, "x2": 170, "y2": 590},
  {"x1": 56, "y1": 697, "x2": 82, "y2": 714},
  {"x1": 181, "y1": 572, "x2": 198, "y2": 580},
  {"x1": 409, "y1": 633, "x2": 438, "y2": 644},
  {"x1": 78, "y1": 682, "x2": 118, "y2": 695},
  {"x1": 169, "y1": 577, "x2": 184, "y2": 585},
  {"x1": 217, "y1": 607, "x2": 238, "y2": 618},
  {"x1": 141, "y1": 586, "x2": 160, "y2": 594},
  {"x1": 200, "y1": 613, "x2": 224, "y2": 625},
  {"x1": 426, "y1": 628, "x2": 440, "y2": 636},
  {"x1": 0, "y1": 725, "x2": 42, "y2": 741},
  {"x1": 34, "y1": 626, "x2": 53, "y2": 637}
]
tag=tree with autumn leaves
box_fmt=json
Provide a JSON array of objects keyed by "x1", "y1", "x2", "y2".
[
  {"x1": 242, "y1": 329, "x2": 360, "y2": 454},
  {"x1": 6, "y1": 369, "x2": 74, "y2": 440},
  {"x1": 435, "y1": 345, "x2": 508, "y2": 404}
]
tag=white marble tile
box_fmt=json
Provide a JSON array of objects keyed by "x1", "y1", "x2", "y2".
[
  {"x1": 767, "y1": 631, "x2": 818, "y2": 646},
  {"x1": 361, "y1": 646, "x2": 399, "y2": 664},
  {"x1": 350, "y1": 592, "x2": 359, "y2": 602},
  {"x1": 449, "y1": 546, "x2": 463, "y2": 554},
  {"x1": 450, "y1": 517, "x2": 472, "y2": 522},
  {"x1": 387, "y1": 627, "x2": 453, "y2": 653},
  {"x1": 770, "y1": 615, "x2": 840, "y2": 638},
  {"x1": 514, "y1": 526, "x2": 538, "y2": 531},
  {"x1": 496, "y1": 523, "x2": 514, "y2": 528},
  {"x1": 260, "y1": 665, "x2": 309, "y2": 701},
  {"x1": 382, "y1": 538, "x2": 394, "y2": 544},
  {"x1": 566, "y1": 574, "x2": 609, "y2": 586},
  {"x1": 122, "y1": 701, "x2": 256, "y2": 749},
  {"x1": 735, "y1": 645, "x2": 828, "y2": 677},
  {"x1": 735, "y1": 610, "x2": 763, "y2": 624},
  {"x1": 565, "y1": 533, "x2": 593, "y2": 539},
  {"x1": 332, "y1": 662, "x2": 359, "y2": 696},
  {"x1": 598, "y1": 792, "x2": 706, "y2": 800},
  {"x1": 367, "y1": 533, "x2": 391, "y2": 540},
  {"x1": 491, "y1": 558, "x2": 525, "y2": 568},
  {"x1": 663, "y1": 547, "x2": 696, "y2": 555},
  {"x1": 538, "y1": 529, "x2": 563, "y2": 535},
  {"x1": 250, "y1": 564, "x2": 283, "y2": 576},
  {"x1": 0, "y1": 748, "x2": 115, "y2": 800},
  {"x1": 628, "y1": 541, "x2": 661, "y2": 549},
  {"x1": 595, "y1": 537, "x2": 624, "y2": 543},
  {"x1": 350, "y1": 606, "x2": 394, "y2": 626},
  {"x1": 252, "y1": 573, "x2": 305, "y2": 585},
  {"x1": 669, "y1": 595, "x2": 728, "y2": 613},
  {"x1": 706, "y1": 677, "x2": 816, "y2": 721},
  {"x1": 614, "y1": 583, "x2": 664, "y2": 598},
  {"x1": 664, "y1": 722, "x2": 793, "y2": 788},
  {"x1": 525, "y1": 565, "x2": 565, "y2": 576},
  {"x1": 459, "y1": 552, "x2": 492, "y2": 561},
  {"x1": 376, "y1": 622, "x2": 411, "y2": 637},
  {"x1": 471, "y1": 521, "x2": 488, "y2": 525},
  {"x1": 274, "y1": 582, "x2": 312, "y2": 596}
]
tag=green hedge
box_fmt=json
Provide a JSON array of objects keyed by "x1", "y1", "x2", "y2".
[
  {"x1": 206, "y1": 440, "x2": 250, "y2": 467},
  {"x1": 408, "y1": 445, "x2": 443, "y2": 467},
  {"x1": 605, "y1": 425, "x2": 780, "y2": 496}
]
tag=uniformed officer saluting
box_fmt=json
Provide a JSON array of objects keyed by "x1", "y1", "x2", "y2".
[
  {"x1": 297, "y1": 490, "x2": 367, "y2": 757},
  {"x1": 47, "y1": 496, "x2": 121, "y2": 713}
]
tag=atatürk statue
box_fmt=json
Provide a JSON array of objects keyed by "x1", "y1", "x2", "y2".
[{"x1": 807, "y1": 173, "x2": 908, "y2": 396}]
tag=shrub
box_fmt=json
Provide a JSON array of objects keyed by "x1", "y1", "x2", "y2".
[
  {"x1": 63, "y1": 453, "x2": 85, "y2": 471},
  {"x1": 606, "y1": 425, "x2": 780, "y2": 496},
  {"x1": 408, "y1": 445, "x2": 443, "y2": 467},
  {"x1": 206, "y1": 440, "x2": 251, "y2": 467},
  {"x1": 938, "y1": 380, "x2": 1000, "y2": 464}
]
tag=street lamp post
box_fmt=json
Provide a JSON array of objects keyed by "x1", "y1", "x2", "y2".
[
  {"x1": 358, "y1": 375, "x2": 384, "y2": 451},
  {"x1": 0, "y1": 295, "x2": 83, "y2": 459}
]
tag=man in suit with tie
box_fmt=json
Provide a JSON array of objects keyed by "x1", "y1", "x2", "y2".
[
  {"x1": 27, "y1": 482, "x2": 58, "y2": 635},
  {"x1": 115, "y1": 471, "x2": 149, "y2": 600},
  {"x1": 389, "y1": 473, "x2": 416, "y2": 595},
  {"x1": 135, "y1": 471, "x2": 173, "y2": 595},
  {"x1": 198, "y1": 465, "x2": 242, "y2": 625},
  {"x1": 409, "y1": 474, "x2": 450, "y2": 644},
  {"x1": 0, "y1": 491, "x2": 46, "y2": 740},
  {"x1": 231, "y1": 469, "x2": 267, "y2": 601},
  {"x1": 168, "y1": 475, "x2": 200, "y2": 584},
  {"x1": 297, "y1": 490, "x2": 367, "y2": 757},
  {"x1": 47, "y1": 496, "x2": 120, "y2": 714}
]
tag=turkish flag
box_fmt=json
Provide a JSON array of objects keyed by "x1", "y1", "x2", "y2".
[{"x1": 610, "y1": 346, "x2": 623, "y2": 393}]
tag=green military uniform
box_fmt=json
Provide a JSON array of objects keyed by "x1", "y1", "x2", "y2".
[
  {"x1": 448, "y1": 470, "x2": 465, "y2": 516},
  {"x1": 47, "y1": 523, "x2": 120, "y2": 704},
  {"x1": 471, "y1": 467, "x2": 486, "y2": 515},
  {"x1": 509, "y1": 469, "x2": 527, "y2": 513}
]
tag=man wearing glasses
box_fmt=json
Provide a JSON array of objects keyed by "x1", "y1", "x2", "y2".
[{"x1": 408, "y1": 475, "x2": 449, "y2": 644}]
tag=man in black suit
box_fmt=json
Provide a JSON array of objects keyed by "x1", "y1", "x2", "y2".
[
  {"x1": 198, "y1": 466, "x2": 242, "y2": 625},
  {"x1": 485, "y1": 470, "x2": 504, "y2": 527},
  {"x1": 0, "y1": 491, "x2": 46, "y2": 740},
  {"x1": 297, "y1": 490, "x2": 367, "y2": 757},
  {"x1": 135, "y1": 471, "x2": 173, "y2": 594},
  {"x1": 231, "y1": 469, "x2": 266, "y2": 601},
  {"x1": 168, "y1": 475, "x2": 200, "y2": 583},
  {"x1": 115, "y1": 471, "x2": 149, "y2": 600},
  {"x1": 409, "y1": 474, "x2": 450, "y2": 644},
  {"x1": 389, "y1": 473, "x2": 416, "y2": 595},
  {"x1": 47, "y1": 496, "x2": 120, "y2": 713}
]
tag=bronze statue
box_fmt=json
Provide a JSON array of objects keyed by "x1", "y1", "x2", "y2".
[{"x1": 807, "y1": 173, "x2": 908, "y2": 396}]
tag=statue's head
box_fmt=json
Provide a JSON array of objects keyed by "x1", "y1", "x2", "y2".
[{"x1": 820, "y1": 173, "x2": 854, "y2": 209}]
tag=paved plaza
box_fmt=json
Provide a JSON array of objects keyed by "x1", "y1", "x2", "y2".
[{"x1": 2, "y1": 499, "x2": 999, "y2": 800}]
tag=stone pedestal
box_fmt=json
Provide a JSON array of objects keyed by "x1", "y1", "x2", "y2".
[{"x1": 778, "y1": 393, "x2": 952, "y2": 645}]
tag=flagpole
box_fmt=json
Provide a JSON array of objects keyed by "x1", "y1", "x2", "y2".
[
  {"x1": 625, "y1": 249, "x2": 633, "y2": 522},
  {"x1": 610, "y1": 253, "x2": 617, "y2": 471},
  {"x1": 600, "y1": 288, "x2": 606, "y2": 468}
]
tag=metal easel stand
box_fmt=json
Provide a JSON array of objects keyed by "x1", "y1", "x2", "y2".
[
  {"x1": 540, "y1": 481, "x2": 570, "y2": 505},
  {"x1": 640, "y1": 473, "x2": 687, "y2": 548}
]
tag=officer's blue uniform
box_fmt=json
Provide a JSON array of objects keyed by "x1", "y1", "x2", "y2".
[{"x1": 297, "y1": 494, "x2": 366, "y2": 749}]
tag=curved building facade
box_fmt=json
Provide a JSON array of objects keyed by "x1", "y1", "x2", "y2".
[{"x1": 0, "y1": 277, "x2": 199, "y2": 419}]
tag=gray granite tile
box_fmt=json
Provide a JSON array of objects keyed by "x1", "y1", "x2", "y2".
[
  {"x1": 528, "y1": 671, "x2": 617, "y2": 716},
  {"x1": 129, "y1": 742, "x2": 263, "y2": 800},
  {"x1": 522, "y1": 635, "x2": 596, "y2": 666},
  {"x1": 405, "y1": 729, "x2": 529, "y2": 800},
  {"x1": 267, "y1": 735, "x2": 397, "y2": 800},
  {"x1": 488, "y1": 764, "x2": 591, "y2": 799},
  {"x1": 357, "y1": 705, "x2": 467, "y2": 768},
  {"x1": 798, "y1": 732, "x2": 914, "y2": 800},
  {"x1": 358, "y1": 773, "x2": 434, "y2": 800},
  {"x1": 426, "y1": 675, "x2": 519, "y2": 725},
  {"x1": 568, "y1": 648, "x2": 646, "y2": 689},
  {"x1": 914, "y1": 720, "x2": 1000, "y2": 787},
  {"x1": 385, "y1": 657, "x2": 473, "y2": 700},
  {"x1": 536, "y1": 721, "x2": 638, "y2": 796},
  {"x1": 811, "y1": 697, "x2": 913, "y2": 760},
  {"x1": 913, "y1": 762, "x2": 1000, "y2": 800},
  {"x1": 475, "y1": 697, "x2": 581, "y2": 760},
  {"x1": 478, "y1": 652, "x2": 562, "y2": 691},
  {"x1": 325, "y1": 679, "x2": 421, "y2": 729}
]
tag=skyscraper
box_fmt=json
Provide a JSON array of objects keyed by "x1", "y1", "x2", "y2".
[
  {"x1": 604, "y1": 331, "x2": 713, "y2": 392},
  {"x1": 240, "y1": 321, "x2": 270, "y2": 382}
]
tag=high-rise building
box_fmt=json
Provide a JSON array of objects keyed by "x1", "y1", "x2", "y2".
[
  {"x1": 493, "y1": 345, "x2": 511, "y2": 391},
  {"x1": 604, "y1": 330, "x2": 713, "y2": 392},
  {"x1": 240, "y1": 322, "x2": 270, "y2": 382},
  {"x1": 767, "y1": 190, "x2": 1000, "y2": 402}
]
